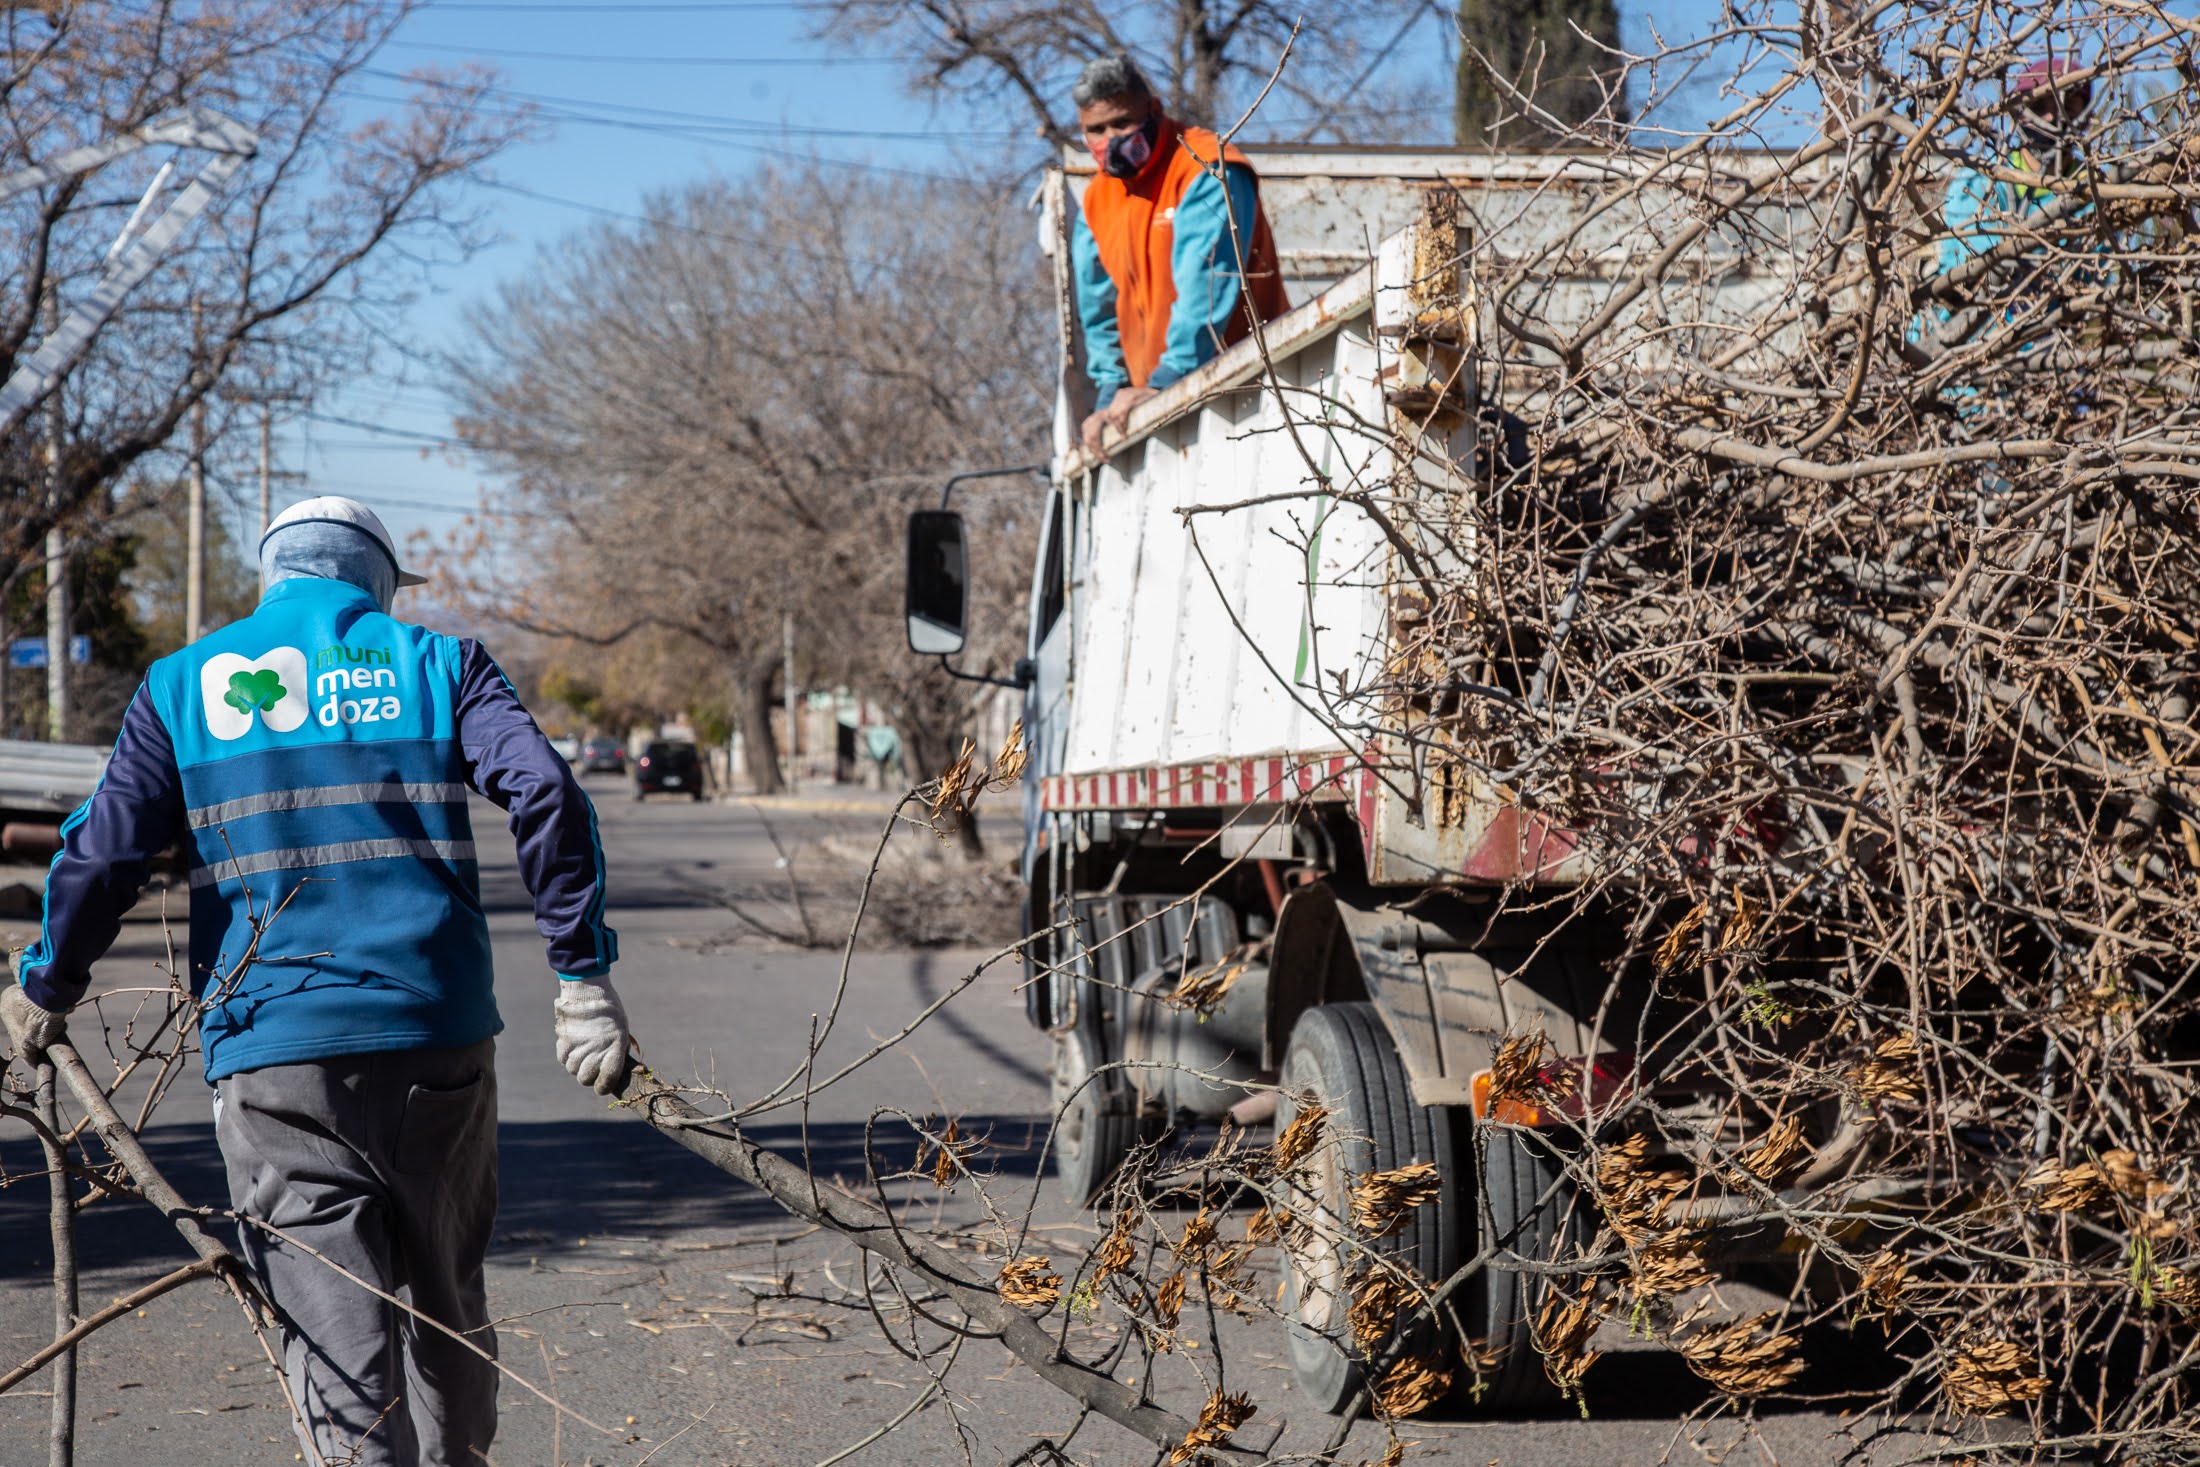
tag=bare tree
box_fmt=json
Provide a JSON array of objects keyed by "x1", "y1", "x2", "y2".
[
  {"x1": 1454, "y1": 0, "x2": 1627, "y2": 146},
  {"x1": 815, "y1": 0, "x2": 1439, "y2": 145},
  {"x1": 0, "y1": 1, "x2": 527, "y2": 617},
  {"x1": 443, "y1": 164, "x2": 1048, "y2": 794}
]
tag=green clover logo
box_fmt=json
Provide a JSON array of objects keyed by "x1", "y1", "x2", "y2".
[{"x1": 223, "y1": 668, "x2": 288, "y2": 716}]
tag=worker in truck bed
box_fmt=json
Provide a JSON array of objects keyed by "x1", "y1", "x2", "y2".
[
  {"x1": 1071, "y1": 53, "x2": 1292, "y2": 456},
  {"x1": 3, "y1": 496, "x2": 630, "y2": 1467}
]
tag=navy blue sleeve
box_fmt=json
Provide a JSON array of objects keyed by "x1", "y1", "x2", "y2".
[
  {"x1": 13, "y1": 685, "x2": 186, "y2": 1011},
  {"x1": 453, "y1": 640, "x2": 619, "y2": 978}
]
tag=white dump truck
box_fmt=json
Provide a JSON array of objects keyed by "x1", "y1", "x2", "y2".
[{"x1": 904, "y1": 146, "x2": 1800, "y2": 1411}]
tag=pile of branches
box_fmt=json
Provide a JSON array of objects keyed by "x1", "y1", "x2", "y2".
[{"x1": 1354, "y1": 1, "x2": 2200, "y2": 1458}]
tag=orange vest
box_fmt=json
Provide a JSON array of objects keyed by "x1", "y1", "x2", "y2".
[{"x1": 1080, "y1": 119, "x2": 1291, "y2": 388}]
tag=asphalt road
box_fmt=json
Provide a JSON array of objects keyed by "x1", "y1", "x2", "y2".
[{"x1": 0, "y1": 785, "x2": 1946, "y2": 1466}]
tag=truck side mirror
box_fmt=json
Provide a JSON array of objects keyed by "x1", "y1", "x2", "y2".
[{"x1": 905, "y1": 509, "x2": 968, "y2": 655}]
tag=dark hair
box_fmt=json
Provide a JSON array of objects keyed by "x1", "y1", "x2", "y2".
[{"x1": 1071, "y1": 53, "x2": 1153, "y2": 110}]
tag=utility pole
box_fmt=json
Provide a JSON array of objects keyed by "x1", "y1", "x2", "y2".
[
  {"x1": 186, "y1": 296, "x2": 205, "y2": 644},
  {"x1": 44, "y1": 291, "x2": 68, "y2": 742},
  {"x1": 782, "y1": 609, "x2": 798, "y2": 792}
]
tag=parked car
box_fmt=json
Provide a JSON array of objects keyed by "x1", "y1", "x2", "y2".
[
  {"x1": 548, "y1": 735, "x2": 582, "y2": 764},
  {"x1": 634, "y1": 740, "x2": 703, "y2": 801},
  {"x1": 579, "y1": 737, "x2": 626, "y2": 774}
]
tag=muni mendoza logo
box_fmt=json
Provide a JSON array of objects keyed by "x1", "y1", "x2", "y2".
[{"x1": 199, "y1": 648, "x2": 311, "y2": 740}]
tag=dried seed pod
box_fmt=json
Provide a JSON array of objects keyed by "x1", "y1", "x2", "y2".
[
  {"x1": 1373, "y1": 1352, "x2": 1455, "y2": 1419},
  {"x1": 1675, "y1": 1312, "x2": 1804, "y2": 1396},
  {"x1": 1175, "y1": 1206, "x2": 1218, "y2": 1262},
  {"x1": 1942, "y1": 1338, "x2": 2049, "y2": 1416},
  {"x1": 1151, "y1": 1271, "x2": 1185, "y2": 1331},
  {"x1": 1860, "y1": 1247, "x2": 1908, "y2": 1317},
  {"x1": 986, "y1": 718, "x2": 1028, "y2": 789},
  {"x1": 996, "y1": 1256, "x2": 1061, "y2": 1310},
  {"x1": 1850, "y1": 1033, "x2": 1922, "y2": 1103},
  {"x1": 1534, "y1": 1280, "x2": 1605, "y2": 1392},
  {"x1": 1735, "y1": 1115, "x2": 1812, "y2": 1186},
  {"x1": 1271, "y1": 1101, "x2": 1330, "y2": 1172},
  {"x1": 1349, "y1": 1160, "x2": 1443, "y2": 1238},
  {"x1": 1090, "y1": 1218, "x2": 1136, "y2": 1286},
  {"x1": 1165, "y1": 1389, "x2": 1255, "y2": 1465}
]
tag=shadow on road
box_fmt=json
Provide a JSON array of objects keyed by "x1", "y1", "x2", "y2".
[{"x1": 0, "y1": 1112, "x2": 1051, "y2": 1284}]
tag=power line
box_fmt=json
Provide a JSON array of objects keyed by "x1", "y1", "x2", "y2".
[
  {"x1": 474, "y1": 178, "x2": 1016, "y2": 287},
  {"x1": 303, "y1": 410, "x2": 462, "y2": 446},
  {"x1": 383, "y1": 39, "x2": 909, "y2": 66},
  {"x1": 342, "y1": 85, "x2": 985, "y2": 183},
  {"x1": 356, "y1": 65, "x2": 1016, "y2": 142}
]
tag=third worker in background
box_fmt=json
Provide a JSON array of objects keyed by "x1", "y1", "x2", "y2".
[{"x1": 1072, "y1": 53, "x2": 1291, "y2": 455}]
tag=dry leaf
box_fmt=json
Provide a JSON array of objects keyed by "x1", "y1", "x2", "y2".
[
  {"x1": 2022, "y1": 1158, "x2": 2107, "y2": 1213},
  {"x1": 987, "y1": 718, "x2": 1028, "y2": 790},
  {"x1": 928, "y1": 1117, "x2": 973, "y2": 1189},
  {"x1": 1851, "y1": 1033, "x2": 1922, "y2": 1103},
  {"x1": 1175, "y1": 1207, "x2": 1218, "y2": 1262},
  {"x1": 1735, "y1": 1115, "x2": 1812, "y2": 1186},
  {"x1": 1171, "y1": 958, "x2": 1247, "y2": 1013},
  {"x1": 1675, "y1": 1312, "x2": 1804, "y2": 1395},
  {"x1": 1245, "y1": 1206, "x2": 1283, "y2": 1248},
  {"x1": 926, "y1": 738, "x2": 978, "y2": 836},
  {"x1": 1350, "y1": 1161, "x2": 1443, "y2": 1239},
  {"x1": 1535, "y1": 1280, "x2": 1605, "y2": 1391},
  {"x1": 1628, "y1": 1234, "x2": 1714, "y2": 1299},
  {"x1": 1152, "y1": 1271, "x2": 1186, "y2": 1330},
  {"x1": 1943, "y1": 1338, "x2": 2048, "y2": 1416},
  {"x1": 1595, "y1": 1133, "x2": 1689, "y2": 1244},
  {"x1": 1272, "y1": 1101, "x2": 1330, "y2": 1172},
  {"x1": 1860, "y1": 1247, "x2": 1908, "y2": 1317},
  {"x1": 2097, "y1": 1148, "x2": 2155, "y2": 1201},
  {"x1": 997, "y1": 1256, "x2": 1062, "y2": 1309},
  {"x1": 1374, "y1": 1352, "x2": 1454, "y2": 1419},
  {"x1": 1165, "y1": 1389, "x2": 1255, "y2": 1465},
  {"x1": 1488, "y1": 1029, "x2": 1550, "y2": 1107},
  {"x1": 1655, "y1": 904, "x2": 1706, "y2": 973},
  {"x1": 1348, "y1": 1265, "x2": 1417, "y2": 1350},
  {"x1": 1091, "y1": 1219, "x2": 1136, "y2": 1286}
]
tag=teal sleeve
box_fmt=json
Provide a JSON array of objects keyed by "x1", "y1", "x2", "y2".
[
  {"x1": 1936, "y1": 167, "x2": 2003, "y2": 276},
  {"x1": 1070, "y1": 209, "x2": 1126, "y2": 411},
  {"x1": 1150, "y1": 163, "x2": 1260, "y2": 391}
]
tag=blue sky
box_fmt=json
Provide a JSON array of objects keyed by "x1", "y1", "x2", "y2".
[{"x1": 280, "y1": 0, "x2": 1725, "y2": 560}]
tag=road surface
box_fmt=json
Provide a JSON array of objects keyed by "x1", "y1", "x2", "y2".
[{"x1": 0, "y1": 785, "x2": 1929, "y2": 1465}]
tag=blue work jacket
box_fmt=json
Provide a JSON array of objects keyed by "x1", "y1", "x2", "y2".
[{"x1": 12, "y1": 577, "x2": 617, "y2": 1080}]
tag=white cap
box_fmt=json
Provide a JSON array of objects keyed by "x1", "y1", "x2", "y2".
[{"x1": 261, "y1": 496, "x2": 428, "y2": 588}]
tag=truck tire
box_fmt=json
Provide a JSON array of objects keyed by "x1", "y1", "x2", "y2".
[
  {"x1": 1459, "y1": 1125, "x2": 1591, "y2": 1410},
  {"x1": 1048, "y1": 1027, "x2": 1140, "y2": 1206},
  {"x1": 1278, "y1": 1002, "x2": 1460, "y2": 1413}
]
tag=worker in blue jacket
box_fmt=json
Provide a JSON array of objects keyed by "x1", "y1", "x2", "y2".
[{"x1": 2, "y1": 496, "x2": 626, "y2": 1467}]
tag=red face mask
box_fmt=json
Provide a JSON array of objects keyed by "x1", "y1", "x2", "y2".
[{"x1": 1087, "y1": 110, "x2": 1160, "y2": 180}]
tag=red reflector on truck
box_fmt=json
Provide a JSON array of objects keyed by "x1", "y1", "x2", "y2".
[{"x1": 1470, "y1": 1052, "x2": 1636, "y2": 1127}]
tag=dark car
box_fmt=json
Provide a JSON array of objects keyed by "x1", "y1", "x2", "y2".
[
  {"x1": 579, "y1": 737, "x2": 626, "y2": 775},
  {"x1": 634, "y1": 740, "x2": 703, "y2": 801}
]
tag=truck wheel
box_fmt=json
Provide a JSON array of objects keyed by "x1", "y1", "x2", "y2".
[
  {"x1": 1048, "y1": 1028, "x2": 1139, "y2": 1206},
  {"x1": 1459, "y1": 1125, "x2": 1591, "y2": 1410},
  {"x1": 1278, "y1": 1003, "x2": 1460, "y2": 1413}
]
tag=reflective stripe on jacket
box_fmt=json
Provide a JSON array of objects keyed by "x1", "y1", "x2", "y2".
[
  {"x1": 1074, "y1": 118, "x2": 1291, "y2": 401},
  {"x1": 13, "y1": 576, "x2": 617, "y2": 1080}
]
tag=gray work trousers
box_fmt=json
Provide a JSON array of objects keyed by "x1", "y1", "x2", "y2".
[{"x1": 215, "y1": 1040, "x2": 499, "y2": 1467}]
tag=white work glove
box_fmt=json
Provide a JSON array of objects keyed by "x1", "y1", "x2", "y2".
[
  {"x1": 2, "y1": 983, "x2": 68, "y2": 1059},
  {"x1": 553, "y1": 975, "x2": 630, "y2": 1095}
]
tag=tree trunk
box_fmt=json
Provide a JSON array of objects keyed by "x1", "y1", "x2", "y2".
[
  {"x1": 734, "y1": 658, "x2": 786, "y2": 795},
  {"x1": 1455, "y1": 0, "x2": 1625, "y2": 148}
]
